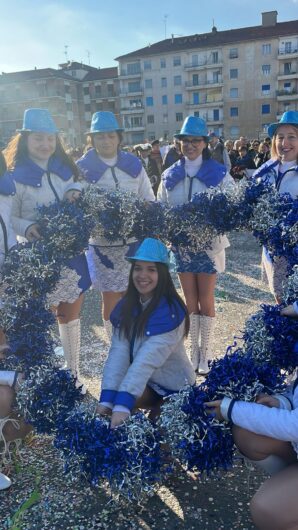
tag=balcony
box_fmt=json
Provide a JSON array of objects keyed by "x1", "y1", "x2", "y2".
[
  {"x1": 276, "y1": 89, "x2": 298, "y2": 101},
  {"x1": 119, "y1": 69, "x2": 142, "y2": 79},
  {"x1": 185, "y1": 78, "x2": 223, "y2": 90},
  {"x1": 123, "y1": 124, "x2": 145, "y2": 132},
  {"x1": 184, "y1": 60, "x2": 223, "y2": 70},
  {"x1": 278, "y1": 48, "x2": 298, "y2": 60},
  {"x1": 119, "y1": 89, "x2": 143, "y2": 97},
  {"x1": 120, "y1": 106, "x2": 144, "y2": 114},
  {"x1": 186, "y1": 97, "x2": 223, "y2": 107},
  {"x1": 277, "y1": 71, "x2": 297, "y2": 81}
]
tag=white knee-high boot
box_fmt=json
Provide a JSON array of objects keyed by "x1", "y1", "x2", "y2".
[
  {"x1": 198, "y1": 315, "x2": 215, "y2": 375},
  {"x1": 187, "y1": 313, "x2": 200, "y2": 371},
  {"x1": 103, "y1": 319, "x2": 113, "y2": 343},
  {"x1": 58, "y1": 319, "x2": 86, "y2": 393}
]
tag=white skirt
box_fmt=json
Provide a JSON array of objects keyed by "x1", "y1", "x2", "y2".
[{"x1": 86, "y1": 242, "x2": 139, "y2": 292}]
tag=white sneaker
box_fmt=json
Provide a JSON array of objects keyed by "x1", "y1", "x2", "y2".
[{"x1": 0, "y1": 472, "x2": 11, "y2": 490}]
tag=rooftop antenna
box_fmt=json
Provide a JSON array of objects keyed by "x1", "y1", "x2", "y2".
[
  {"x1": 64, "y1": 45, "x2": 69, "y2": 63},
  {"x1": 163, "y1": 14, "x2": 168, "y2": 39},
  {"x1": 86, "y1": 50, "x2": 91, "y2": 65}
]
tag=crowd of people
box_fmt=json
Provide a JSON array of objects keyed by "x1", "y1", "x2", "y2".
[{"x1": 0, "y1": 105, "x2": 298, "y2": 529}]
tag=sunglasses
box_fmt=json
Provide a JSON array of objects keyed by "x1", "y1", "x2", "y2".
[{"x1": 181, "y1": 138, "x2": 205, "y2": 146}]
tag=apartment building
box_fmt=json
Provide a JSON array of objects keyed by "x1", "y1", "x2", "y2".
[
  {"x1": 0, "y1": 62, "x2": 119, "y2": 147},
  {"x1": 116, "y1": 11, "x2": 298, "y2": 144}
]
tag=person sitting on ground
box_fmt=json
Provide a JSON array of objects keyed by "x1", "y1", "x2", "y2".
[{"x1": 97, "y1": 238, "x2": 196, "y2": 428}]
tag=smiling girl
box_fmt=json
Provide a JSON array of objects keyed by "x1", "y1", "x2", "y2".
[
  {"x1": 254, "y1": 111, "x2": 298, "y2": 303},
  {"x1": 97, "y1": 238, "x2": 195, "y2": 428}
]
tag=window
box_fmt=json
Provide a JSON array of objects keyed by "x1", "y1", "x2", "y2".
[
  {"x1": 229, "y1": 48, "x2": 238, "y2": 59},
  {"x1": 146, "y1": 96, "x2": 153, "y2": 106},
  {"x1": 173, "y1": 56, "x2": 181, "y2": 66},
  {"x1": 96, "y1": 102, "x2": 103, "y2": 111},
  {"x1": 230, "y1": 68, "x2": 238, "y2": 79},
  {"x1": 262, "y1": 44, "x2": 271, "y2": 55},
  {"x1": 83, "y1": 86, "x2": 89, "y2": 95},
  {"x1": 230, "y1": 126, "x2": 240, "y2": 136},
  {"x1": 192, "y1": 74, "x2": 199, "y2": 86},
  {"x1": 127, "y1": 62, "x2": 141, "y2": 74},
  {"x1": 213, "y1": 71, "x2": 220, "y2": 83},
  {"x1": 176, "y1": 112, "x2": 183, "y2": 122},
  {"x1": 38, "y1": 84, "x2": 48, "y2": 97},
  {"x1": 262, "y1": 64, "x2": 271, "y2": 76},
  {"x1": 131, "y1": 132, "x2": 144, "y2": 143},
  {"x1": 230, "y1": 88, "x2": 238, "y2": 98},
  {"x1": 285, "y1": 42, "x2": 292, "y2": 54},
  {"x1": 160, "y1": 58, "x2": 166, "y2": 68},
  {"x1": 211, "y1": 51, "x2": 219, "y2": 64},
  {"x1": 161, "y1": 77, "x2": 167, "y2": 87},
  {"x1": 284, "y1": 63, "x2": 292, "y2": 75},
  {"x1": 174, "y1": 75, "x2": 182, "y2": 86},
  {"x1": 262, "y1": 84, "x2": 270, "y2": 95},
  {"x1": 194, "y1": 111, "x2": 200, "y2": 117},
  {"x1": 64, "y1": 84, "x2": 70, "y2": 94},
  {"x1": 95, "y1": 85, "x2": 101, "y2": 97},
  {"x1": 84, "y1": 103, "x2": 91, "y2": 111},
  {"x1": 192, "y1": 54, "x2": 198, "y2": 66},
  {"x1": 193, "y1": 93, "x2": 199, "y2": 104},
  {"x1": 128, "y1": 81, "x2": 141, "y2": 92},
  {"x1": 131, "y1": 116, "x2": 143, "y2": 127},
  {"x1": 174, "y1": 94, "x2": 182, "y2": 104},
  {"x1": 213, "y1": 109, "x2": 219, "y2": 121},
  {"x1": 147, "y1": 115, "x2": 154, "y2": 124},
  {"x1": 129, "y1": 98, "x2": 142, "y2": 108},
  {"x1": 163, "y1": 113, "x2": 168, "y2": 123},
  {"x1": 262, "y1": 104, "x2": 270, "y2": 114},
  {"x1": 284, "y1": 82, "x2": 292, "y2": 92},
  {"x1": 262, "y1": 123, "x2": 270, "y2": 133},
  {"x1": 145, "y1": 79, "x2": 153, "y2": 89},
  {"x1": 230, "y1": 107, "x2": 238, "y2": 117},
  {"x1": 162, "y1": 95, "x2": 168, "y2": 105},
  {"x1": 107, "y1": 85, "x2": 114, "y2": 96},
  {"x1": 144, "y1": 60, "x2": 151, "y2": 71}
]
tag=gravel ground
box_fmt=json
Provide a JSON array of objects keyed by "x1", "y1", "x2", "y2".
[{"x1": 0, "y1": 231, "x2": 273, "y2": 529}]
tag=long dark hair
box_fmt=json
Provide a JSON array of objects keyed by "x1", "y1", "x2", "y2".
[
  {"x1": 119, "y1": 261, "x2": 189, "y2": 340},
  {"x1": 0, "y1": 151, "x2": 7, "y2": 177},
  {"x1": 4, "y1": 132, "x2": 80, "y2": 180}
]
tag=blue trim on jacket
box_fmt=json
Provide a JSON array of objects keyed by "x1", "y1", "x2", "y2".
[
  {"x1": 162, "y1": 157, "x2": 226, "y2": 191},
  {"x1": 76, "y1": 148, "x2": 142, "y2": 183},
  {"x1": 99, "y1": 389, "x2": 117, "y2": 403},
  {"x1": 0, "y1": 172, "x2": 16, "y2": 196},
  {"x1": 9, "y1": 157, "x2": 73, "y2": 187},
  {"x1": 253, "y1": 159, "x2": 279, "y2": 180},
  {"x1": 110, "y1": 295, "x2": 186, "y2": 337},
  {"x1": 114, "y1": 391, "x2": 136, "y2": 410}
]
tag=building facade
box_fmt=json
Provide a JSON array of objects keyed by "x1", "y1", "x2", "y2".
[
  {"x1": 116, "y1": 11, "x2": 298, "y2": 144},
  {"x1": 0, "y1": 63, "x2": 119, "y2": 148}
]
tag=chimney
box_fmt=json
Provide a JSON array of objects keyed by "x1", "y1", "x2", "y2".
[
  {"x1": 262, "y1": 11, "x2": 277, "y2": 27},
  {"x1": 212, "y1": 25, "x2": 217, "y2": 34}
]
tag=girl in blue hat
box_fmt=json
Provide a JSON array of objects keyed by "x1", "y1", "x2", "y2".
[
  {"x1": 97, "y1": 238, "x2": 195, "y2": 428},
  {"x1": 0, "y1": 151, "x2": 31, "y2": 490},
  {"x1": 205, "y1": 302, "x2": 298, "y2": 529},
  {"x1": 158, "y1": 116, "x2": 235, "y2": 375},
  {"x1": 254, "y1": 111, "x2": 298, "y2": 303},
  {"x1": 77, "y1": 111, "x2": 155, "y2": 341},
  {"x1": 4, "y1": 108, "x2": 90, "y2": 390}
]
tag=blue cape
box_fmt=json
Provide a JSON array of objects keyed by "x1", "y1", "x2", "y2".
[
  {"x1": 110, "y1": 296, "x2": 186, "y2": 336},
  {"x1": 77, "y1": 148, "x2": 142, "y2": 183},
  {"x1": 9, "y1": 157, "x2": 73, "y2": 187},
  {"x1": 0, "y1": 172, "x2": 16, "y2": 196},
  {"x1": 162, "y1": 157, "x2": 226, "y2": 191}
]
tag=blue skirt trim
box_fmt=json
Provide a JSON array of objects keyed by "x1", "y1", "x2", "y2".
[{"x1": 67, "y1": 253, "x2": 91, "y2": 292}]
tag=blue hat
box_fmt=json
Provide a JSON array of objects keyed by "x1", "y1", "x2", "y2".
[
  {"x1": 17, "y1": 108, "x2": 58, "y2": 133},
  {"x1": 268, "y1": 110, "x2": 298, "y2": 138},
  {"x1": 174, "y1": 116, "x2": 209, "y2": 139},
  {"x1": 87, "y1": 111, "x2": 124, "y2": 134},
  {"x1": 127, "y1": 238, "x2": 170, "y2": 266}
]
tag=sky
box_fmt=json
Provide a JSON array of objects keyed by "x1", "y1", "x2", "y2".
[{"x1": 0, "y1": 0, "x2": 297, "y2": 73}]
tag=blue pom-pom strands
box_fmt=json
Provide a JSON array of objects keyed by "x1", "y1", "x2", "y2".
[
  {"x1": 54, "y1": 403, "x2": 165, "y2": 504},
  {"x1": 0, "y1": 177, "x2": 297, "y2": 502},
  {"x1": 159, "y1": 387, "x2": 234, "y2": 474}
]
